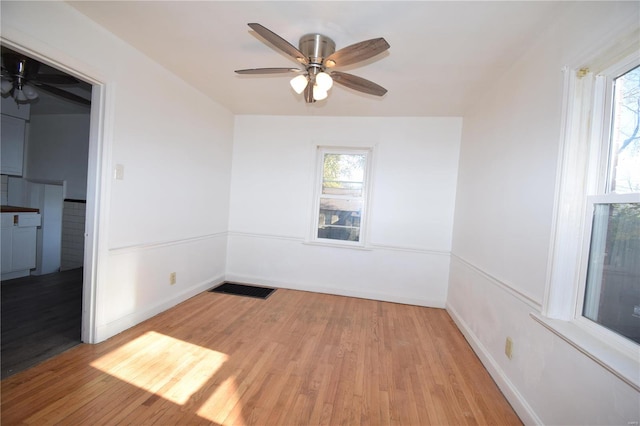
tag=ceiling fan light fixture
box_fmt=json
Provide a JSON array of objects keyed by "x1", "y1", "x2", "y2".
[
  {"x1": 312, "y1": 85, "x2": 328, "y2": 101},
  {"x1": 315, "y1": 72, "x2": 333, "y2": 91},
  {"x1": 14, "y1": 88, "x2": 28, "y2": 102},
  {"x1": 22, "y1": 84, "x2": 39, "y2": 100},
  {"x1": 1, "y1": 79, "x2": 13, "y2": 95},
  {"x1": 290, "y1": 74, "x2": 308, "y2": 94}
]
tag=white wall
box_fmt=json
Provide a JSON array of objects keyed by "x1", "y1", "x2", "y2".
[
  {"x1": 448, "y1": 2, "x2": 640, "y2": 425},
  {"x1": 1, "y1": 1, "x2": 235, "y2": 342},
  {"x1": 26, "y1": 114, "x2": 90, "y2": 200},
  {"x1": 228, "y1": 115, "x2": 461, "y2": 307}
]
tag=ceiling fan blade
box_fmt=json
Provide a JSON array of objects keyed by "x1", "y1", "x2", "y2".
[
  {"x1": 330, "y1": 71, "x2": 387, "y2": 96},
  {"x1": 35, "y1": 83, "x2": 91, "y2": 106},
  {"x1": 235, "y1": 68, "x2": 301, "y2": 75},
  {"x1": 34, "y1": 74, "x2": 80, "y2": 85},
  {"x1": 324, "y1": 38, "x2": 390, "y2": 68},
  {"x1": 248, "y1": 23, "x2": 308, "y2": 65}
]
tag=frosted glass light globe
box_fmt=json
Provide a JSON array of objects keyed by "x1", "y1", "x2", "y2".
[
  {"x1": 313, "y1": 85, "x2": 328, "y2": 101},
  {"x1": 315, "y1": 72, "x2": 333, "y2": 91},
  {"x1": 290, "y1": 75, "x2": 309, "y2": 94},
  {"x1": 22, "y1": 84, "x2": 39, "y2": 100},
  {"x1": 1, "y1": 79, "x2": 13, "y2": 95}
]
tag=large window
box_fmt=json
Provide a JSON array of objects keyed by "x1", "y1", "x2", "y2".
[
  {"x1": 581, "y1": 63, "x2": 640, "y2": 344},
  {"x1": 313, "y1": 147, "x2": 371, "y2": 245},
  {"x1": 541, "y1": 42, "x2": 639, "y2": 390}
]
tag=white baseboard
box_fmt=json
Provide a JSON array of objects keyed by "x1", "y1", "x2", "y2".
[
  {"x1": 94, "y1": 274, "x2": 225, "y2": 343},
  {"x1": 224, "y1": 273, "x2": 446, "y2": 308},
  {"x1": 446, "y1": 302, "x2": 542, "y2": 426}
]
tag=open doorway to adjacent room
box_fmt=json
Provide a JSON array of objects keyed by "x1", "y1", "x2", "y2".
[{"x1": 1, "y1": 44, "x2": 95, "y2": 378}]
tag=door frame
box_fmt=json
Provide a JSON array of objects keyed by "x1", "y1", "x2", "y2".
[{"x1": 1, "y1": 38, "x2": 109, "y2": 343}]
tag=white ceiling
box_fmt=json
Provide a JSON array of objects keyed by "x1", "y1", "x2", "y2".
[{"x1": 68, "y1": 1, "x2": 565, "y2": 117}]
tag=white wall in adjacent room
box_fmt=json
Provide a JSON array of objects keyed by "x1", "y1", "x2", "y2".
[
  {"x1": 26, "y1": 114, "x2": 90, "y2": 200},
  {"x1": 228, "y1": 115, "x2": 462, "y2": 307}
]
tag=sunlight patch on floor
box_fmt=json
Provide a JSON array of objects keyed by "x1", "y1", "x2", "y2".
[
  {"x1": 90, "y1": 331, "x2": 228, "y2": 405},
  {"x1": 197, "y1": 374, "x2": 244, "y2": 424}
]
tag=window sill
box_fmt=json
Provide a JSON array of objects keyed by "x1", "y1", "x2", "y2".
[
  {"x1": 530, "y1": 312, "x2": 639, "y2": 391},
  {"x1": 302, "y1": 240, "x2": 373, "y2": 251}
]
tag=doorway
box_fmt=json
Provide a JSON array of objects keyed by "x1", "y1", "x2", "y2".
[{"x1": 1, "y1": 43, "x2": 101, "y2": 377}]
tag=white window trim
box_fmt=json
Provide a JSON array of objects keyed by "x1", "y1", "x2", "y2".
[
  {"x1": 307, "y1": 146, "x2": 373, "y2": 249},
  {"x1": 542, "y1": 49, "x2": 640, "y2": 392}
]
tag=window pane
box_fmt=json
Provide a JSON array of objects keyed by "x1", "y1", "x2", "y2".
[
  {"x1": 317, "y1": 198, "x2": 362, "y2": 241},
  {"x1": 322, "y1": 153, "x2": 365, "y2": 197},
  {"x1": 583, "y1": 203, "x2": 640, "y2": 344},
  {"x1": 609, "y1": 65, "x2": 640, "y2": 194}
]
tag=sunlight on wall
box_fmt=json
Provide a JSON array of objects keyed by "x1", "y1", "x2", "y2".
[{"x1": 90, "y1": 331, "x2": 228, "y2": 406}]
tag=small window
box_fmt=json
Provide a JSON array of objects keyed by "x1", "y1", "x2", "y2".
[
  {"x1": 581, "y1": 63, "x2": 640, "y2": 344},
  {"x1": 313, "y1": 148, "x2": 370, "y2": 245}
]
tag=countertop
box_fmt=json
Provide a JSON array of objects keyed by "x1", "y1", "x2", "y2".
[{"x1": 1, "y1": 206, "x2": 40, "y2": 213}]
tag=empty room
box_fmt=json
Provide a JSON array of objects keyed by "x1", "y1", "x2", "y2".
[{"x1": 1, "y1": 1, "x2": 638, "y2": 425}]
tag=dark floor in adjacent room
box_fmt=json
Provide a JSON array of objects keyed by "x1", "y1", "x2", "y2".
[{"x1": 1, "y1": 268, "x2": 83, "y2": 379}]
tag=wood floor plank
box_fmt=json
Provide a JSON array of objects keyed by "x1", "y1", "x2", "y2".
[{"x1": 1, "y1": 288, "x2": 522, "y2": 425}]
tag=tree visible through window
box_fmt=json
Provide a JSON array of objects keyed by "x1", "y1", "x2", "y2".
[
  {"x1": 583, "y1": 64, "x2": 640, "y2": 344},
  {"x1": 315, "y1": 149, "x2": 369, "y2": 243}
]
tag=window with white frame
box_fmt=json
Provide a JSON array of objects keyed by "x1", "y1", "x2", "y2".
[
  {"x1": 580, "y1": 60, "x2": 640, "y2": 345},
  {"x1": 540, "y1": 40, "x2": 640, "y2": 389},
  {"x1": 312, "y1": 147, "x2": 371, "y2": 245}
]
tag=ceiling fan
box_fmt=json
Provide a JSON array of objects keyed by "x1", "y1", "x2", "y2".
[
  {"x1": 1, "y1": 47, "x2": 91, "y2": 106},
  {"x1": 235, "y1": 23, "x2": 390, "y2": 103}
]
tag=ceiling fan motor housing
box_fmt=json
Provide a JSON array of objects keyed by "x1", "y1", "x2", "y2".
[{"x1": 299, "y1": 34, "x2": 335, "y2": 67}]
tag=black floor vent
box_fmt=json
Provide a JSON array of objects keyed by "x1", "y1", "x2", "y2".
[{"x1": 208, "y1": 282, "x2": 276, "y2": 299}]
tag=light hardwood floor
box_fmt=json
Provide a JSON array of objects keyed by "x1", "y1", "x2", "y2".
[{"x1": 1, "y1": 288, "x2": 522, "y2": 425}]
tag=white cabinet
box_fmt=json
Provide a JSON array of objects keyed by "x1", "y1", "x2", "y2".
[
  {"x1": 1, "y1": 114, "x2": 26, "y2": 176},
  {"x1": 1, "y1": 211, "x2": 41, "y2": 280},
  {"x1": 10, "y1": 227, "x2": 38, "y2": 271}
]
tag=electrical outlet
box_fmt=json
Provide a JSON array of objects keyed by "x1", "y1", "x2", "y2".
[
  {"x1": 114, "y1": 164, "x2": 125, "y2": 180},
  {"x1": 169, "y1": 272, "x2": 176, "y2": 285},
  {"x1": 505, "y1": 337, "x2": 513, "y2": 359}
]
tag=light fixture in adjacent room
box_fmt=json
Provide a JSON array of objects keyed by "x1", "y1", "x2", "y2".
[
  {"x1": 7, "y1": 81, "x2": 39, "y2": 103},
  {"x1": 1, "y1": 78, "x2": 14, "y2": 95},
  {"x1": 1, "y1": 59, "x2": 39, "y2": 104},
  {"x1": 1, "y1": 47, "x2": 91, "y2": 106}
]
